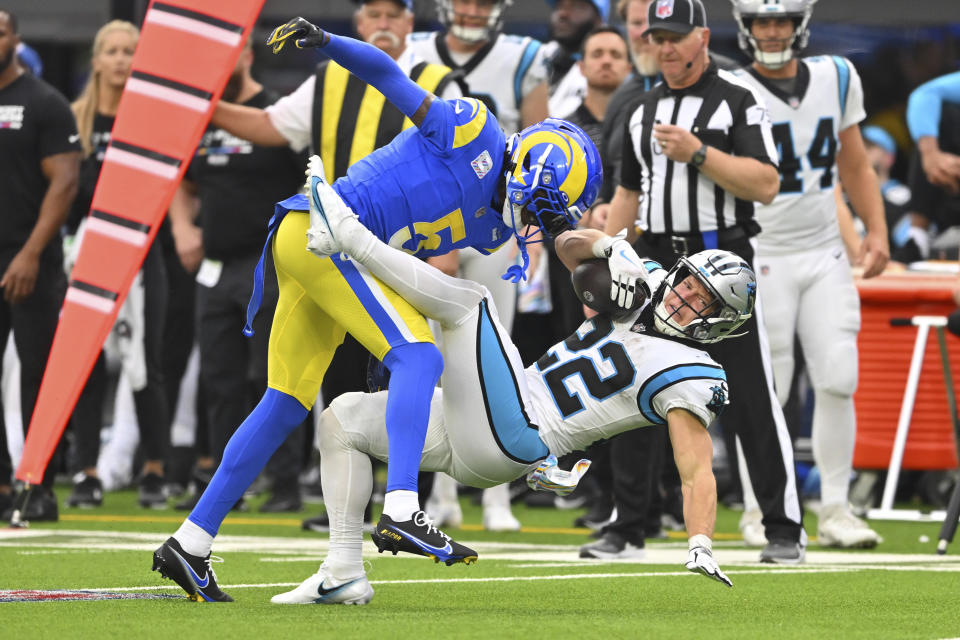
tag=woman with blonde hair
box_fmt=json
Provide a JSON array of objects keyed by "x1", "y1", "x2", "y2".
[{"x1": 66, "y1": 20, "x2": 173, "y2": 511}]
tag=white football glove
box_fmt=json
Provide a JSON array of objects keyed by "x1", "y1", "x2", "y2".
[
  {"x1": 592, "y1": 229, "x2": 647, "y2": 309},
  {"x1": 685, "y1": 544, "x2": 733, "y2": 588},
  {"x1": 526, "y1": 454, "x2": 591, "y2": 497}
]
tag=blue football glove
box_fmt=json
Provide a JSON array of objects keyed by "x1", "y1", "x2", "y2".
[{"x1": 266, "y1": 17, "x2": 329, "y2": 54}]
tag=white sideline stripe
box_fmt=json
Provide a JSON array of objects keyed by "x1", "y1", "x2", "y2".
[
  {"x1": 86, "y1": 564, "x2": 960, "y2": 593},
  {"x1": 87, "y1": 216, "x2": 149, "y2": 247},
  {"x1": 66, "y1": 288, "x2": 115, "y2": 314},
  {"x1": 145, "y1": 9, "x2": 242, "y2": 46},
  {"x1": 105, "y1": 147, "x2": 179, "y2": 180},
  {"x1": 126, "y1": 77, "x2": 210, "y2": 113}
]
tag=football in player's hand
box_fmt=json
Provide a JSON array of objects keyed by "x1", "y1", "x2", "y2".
[{"x1": 571, "y1": 258, "x2": 646, "y2": 317}]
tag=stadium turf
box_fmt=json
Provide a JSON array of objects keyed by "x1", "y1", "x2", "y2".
[{"x1": 1, "y1": 487, "x2": 958, "y2": 639}]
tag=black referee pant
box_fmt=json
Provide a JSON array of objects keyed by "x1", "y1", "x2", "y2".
[{"x1": 636, "y1": 232, "x2": 804, "y2": 544}]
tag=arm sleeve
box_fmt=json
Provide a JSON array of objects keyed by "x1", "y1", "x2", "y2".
[
  {"x1": 907, "y1": 71, "x2": 960, "y2": 141},
  {"x1": 619, "y1": 104, "x2": 645, "y2": 192},
  {"x1": 323, "y1": 33, "x2": 427, "y2": 118}
]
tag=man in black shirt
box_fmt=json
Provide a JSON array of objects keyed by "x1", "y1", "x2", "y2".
[
  {"x1": 0, "y1": 8, "x2": 81, "y2": 520},
  {"x1": 168, "y1": 38, "x2": 305, "y2": 513},
  {"x1": 606, "y1": 0, "x2": 807, "y2": 563}
]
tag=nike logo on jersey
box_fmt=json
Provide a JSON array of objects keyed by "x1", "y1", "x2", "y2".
[
  {"x1": 173, "y1": 549, "x2": 209, "y2": 589},
  {"x1": 69, "y1": 134, "x2": 80, "y2": 143},
  {"x1": 317, "y1": 577, "x2": 361, "y2": 598},
  {"x1": 454, "y1": 101, "x2": 464, "y2": 114}
]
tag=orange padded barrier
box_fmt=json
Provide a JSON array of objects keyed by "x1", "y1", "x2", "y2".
[
  {"x1": 853, "y1": 270, "x2": 960, "y2": 470},
  {"x1": 16, "y1": 0, "x2": 266, "y2": 483}
]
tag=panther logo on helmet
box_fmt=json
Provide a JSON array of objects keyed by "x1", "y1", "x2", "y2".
[
  {"x1": 651, "y1": 249, "x2": 756, "y2": 344},
  {"x1": 436, "y1": 0, "x2": 513, "y2": 44},
  {"x1": 730, "y1": 0, "x2": 817, "y2": 70}
]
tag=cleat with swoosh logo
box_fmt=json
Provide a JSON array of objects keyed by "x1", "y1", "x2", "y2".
[
  {"x1": 271, "y1": 568, "x2": 373, "y2": 605},
  {"x1": 371, "y1": 511, "x2": 478, "y2": 565},
  {"x1": 151, "y1": 537, "x2": 233, "y2": 602}
]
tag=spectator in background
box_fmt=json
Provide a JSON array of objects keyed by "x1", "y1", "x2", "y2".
[
  {"x1": 408, "y1": 0, "x2": 549, "y2": 532},
  {"x1": 908, "y1": 71, "x2": 960, "y2": 195},
  {"x1": 903, "y1": 71, "x2": 960, "y2": 284},
  {"x1": 0, "y1": 7, "x2": 81, "y2": 521},
  {"x1": 543, "y1": 0, "x2": 608, "y2": 118},
  {"x1": 65, "y1": 20, "x2": 175, "y2": 510},
  {"x1": 860, "y1": 126, "x2": 914, "y2": 261},
  {"x1": 168, "y1": 37, "x2": 306, "y2": 513}
]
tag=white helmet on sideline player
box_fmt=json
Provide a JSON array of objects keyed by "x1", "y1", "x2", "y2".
[
  {"x1": 651, "y1": 249, "x2": 756, "y2": 344},
  {"x1": 731, "y1": 0, "x2": 816, "y2": 70},
  {"x1": 436, "y1": 0, "x2": 513, "y2": 44}
]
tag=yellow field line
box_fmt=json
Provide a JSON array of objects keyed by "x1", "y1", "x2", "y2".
[{"x1": 57, "y1": 514, "x2": 743, "y2": 540}]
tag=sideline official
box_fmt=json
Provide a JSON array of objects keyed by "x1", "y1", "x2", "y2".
[{"x1": 605, "y1": 0, "x2": 806, "y2": 563}]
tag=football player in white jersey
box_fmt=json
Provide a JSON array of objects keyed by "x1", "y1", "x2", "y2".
[
  {"x1": 729, "y1": 0, "x2": 889, "y2": 549},
  {"x1": 267, "y1": 175, "x2": 753, "y2": 605},
  {"x1": 407, "y1": 0, "x2": 552, "y2": 531}
]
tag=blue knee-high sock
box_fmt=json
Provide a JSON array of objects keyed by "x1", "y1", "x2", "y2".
[
  {"x1": 382, "y1": 342, "x2": 443, "y2": 493},
  {"x1": 188, "y1": 389, "x2": 308, "y2": 536}
]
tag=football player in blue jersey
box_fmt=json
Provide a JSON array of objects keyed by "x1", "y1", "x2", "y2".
[{"x1": 151, "y1": 16, "x2": 613, "y2": 602}]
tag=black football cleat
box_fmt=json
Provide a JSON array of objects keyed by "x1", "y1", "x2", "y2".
[
  {"x1": 152, "y1": 537, "x2": 233, "y2": 602},
  {"x1": 371, "y1": 511, "x2": 478, "y2": 566}
]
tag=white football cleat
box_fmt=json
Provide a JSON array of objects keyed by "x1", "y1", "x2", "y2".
[
  {"x1": 817, "y1": 504, "x2": 880, "y2": 549},
  {"x1": 304, "y1": 155, "x2": 358, "y2": 258},
  {"x1": 482, "y1": 505, "x2": 521, "y2": 532},
  {"x1": 271, "y1": 568, "x2": 373, "y2": 605},
  {"x1": 739, "y1": 508, "x2": 768, "y2": 547}
]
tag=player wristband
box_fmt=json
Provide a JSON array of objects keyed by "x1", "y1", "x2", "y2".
[{"x1": 688, "y1": 534, "x2": 712, "y2": 551}]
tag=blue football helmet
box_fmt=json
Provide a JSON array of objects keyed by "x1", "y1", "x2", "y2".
[
  {"x1": 502, "y1": 118, "x2": 602, "y2": 240},
  {"x1": 498, "y1": 118, "x2": 601, "y2": 282}
]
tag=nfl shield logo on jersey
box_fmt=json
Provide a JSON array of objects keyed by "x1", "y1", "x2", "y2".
[
  {"x1": 656, "y1": 0, "x2": 674, "y2": 18},
  {"x1": 471, "y1": 149, "x2": 493, "y2": 179}
]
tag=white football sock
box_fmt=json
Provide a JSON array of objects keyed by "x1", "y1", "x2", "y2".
[
  {"x1": 174, "y1": 519, "x2": 214, "y2": 557},
  {"x1": 383, "y1": 490, "x2": 419, "y2": 521}
]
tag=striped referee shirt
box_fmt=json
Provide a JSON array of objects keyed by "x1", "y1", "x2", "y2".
[{"x1": 620, "y1": 61, "x2": 778, "y2": 235}]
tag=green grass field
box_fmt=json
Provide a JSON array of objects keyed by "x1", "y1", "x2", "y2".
[{"x1": 2, "y1": 488, "x2": 959, "y2": 639}]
